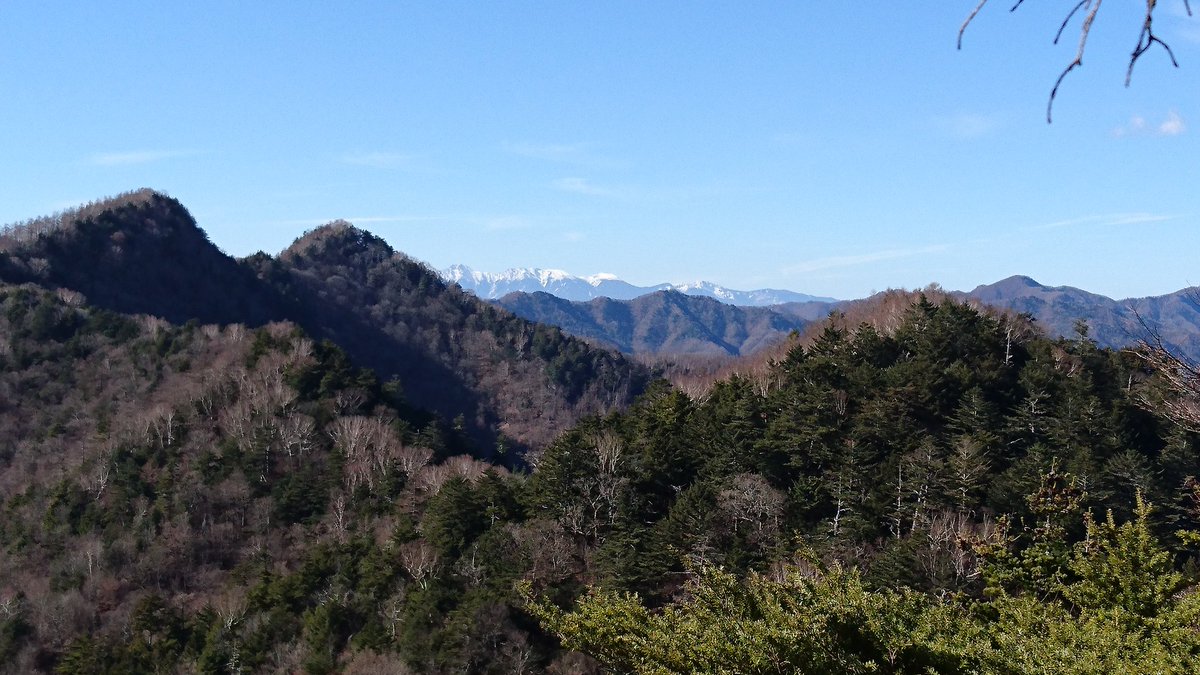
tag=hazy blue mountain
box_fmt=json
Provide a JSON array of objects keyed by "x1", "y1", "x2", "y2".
[
  {"x1": 496, "y1": 273, "x2": 1200, "y2": 363},
  {"x1": 495, "y1": 290, "x2": 812, "y2": 356},
  {"x1": 960, "y1": 275, "x2": 1200, "y2": 362}
]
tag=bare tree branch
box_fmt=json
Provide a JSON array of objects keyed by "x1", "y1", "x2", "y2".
[
  {"x1": 1128, "y1": 0, "x2": 1181, "y2": 86},
  {"x1": 1055, "y1": 1, "x2": 1091, "y2": 44},
  {"x1": 959, "y1": 0, "x2": 990, "y2": 50},
  {"x1": 1048, "y1": 0, "x2": 1103, "y2": 123},
  {"x1": 961, "y1": 0, "x2": 1191, "y2": 123},
  {"x1": 1128, "y1": 299, "x2": 1200, "y2": 433}
]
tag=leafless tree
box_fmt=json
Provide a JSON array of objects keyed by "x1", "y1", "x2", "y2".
[
  {"x1": 948, "y1": 437, "x2": 990, "y2": 512},
  {"x1": 919, "y1": 509, "x2": 992, "y2": 587},
  {"x1": 279, "y1": 413, "x2": 317, "y2": 458},
  {"x1": 512, "y1": 519, "x2": 577, "y2": 587},
  {"x1": 718, "y1": 473, "x2": 785, "y2": 540},
  {"x1": 395, "y1": 444, "x2": 433, "y2": 477},
  {"x1": 330, "y1": 492, "x2": 350, "y2": 541},
  {"x1": 329, "y1": 416, "x2": 398, "y2": 491},
  {"x1": 213, "y1": 587, "x2": 247, "y2": 631},
  {"x1": 397, "y1": 540, "x2": 441, "y2": 588},
  {"x1": 379, "y1": 588, "x2": 408, "y2": 641},
  {"x1": 959, "y1": 0, "x2": 1193, "y2": 122},
  {"x1": 82, "y1": 447, "x2": 114, "y2": 501},
  {"x1": 1132, "y1": 311, "x2": 1200, "y2": 432},
  {"x1": 454, "y1": 542, "x2": 488, "y2": 588}
]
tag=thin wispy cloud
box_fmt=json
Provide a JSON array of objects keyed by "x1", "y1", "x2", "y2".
[
  {"x1": 482, "y1": 216, "x2": 533, "y2": 231},
  {"x1": 87, "y1": 150, "x2": 196, "y2": 166},
  {"x1": 503, "y1": 141, "x2": 590, "y2": 162},
  {"x1": 1113, "y1": 110, "x2": 1186, "y2": 137},
  {"x1": 1033, "y1": 213, "x2": 1177, "y2": 230},
  {"x1": 338, "y1": 152, "x2": 419, "y2": 169},
  {"x1": 783, "y1": 244, "x2": 951, "y2": 275},
  {"x1": 935, "y1": 113, "x2": 1002, "y2": 140},
  {"x1": 552, "y1": 177, "x2": 618, "y2": 197},
  {"x1": 503, "y1": 140, "x2": 626, "y2": 169}
]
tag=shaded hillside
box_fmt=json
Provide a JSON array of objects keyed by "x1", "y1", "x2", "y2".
[
  {"x1": 495, "y1": 290, "x2": 809, "y2": 357},
  {"x1": 0, "y1": 285, "x2": 547, "y2": 673},
  {"x1": 0, "y1": 189, "x2": 284, "y2": 326},
  {"x1": 264, "y1": 223, "x2": 651, "y2": 448},
  {"x1": 961, "y1": 275, "x2": 1200, "y2": 362},
  {"x1": 0, "y1": 193, "x2": 651, "y2": 451}
]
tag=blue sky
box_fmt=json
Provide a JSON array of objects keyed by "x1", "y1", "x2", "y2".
[{"x1": 2, "y1": 1, "x2": 1197, "y2": 300}]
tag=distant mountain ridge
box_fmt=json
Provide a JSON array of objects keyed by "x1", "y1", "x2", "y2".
[
  {"x1": 959, "y1": 275, "x2": 1200, "y2": 362},
  {"x1": 496, "y1": 290, "x2": 812, "y2": 357},
  {"x1": 493, "y1": 275, "x2": 1200, "y2": 363},
  {"x1": 442, "y1": 263, "x2": 836, "y2": 306}
]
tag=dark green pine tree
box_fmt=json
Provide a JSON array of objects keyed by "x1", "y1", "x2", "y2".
[
  {"x1": 622, "y1": 385, "x2": 703, "y2": 521},
  {"x1": 423, "y1": 477, "x2": 490, "y2": 559}
]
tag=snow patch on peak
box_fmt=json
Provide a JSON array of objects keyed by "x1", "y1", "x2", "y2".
[
  {"x1": 586, "y1": 272, "x2": 620, "y2": 285},
  {"x1": 537, "y1": 269, "x2": 574, "y2": 284},
  {"x1": 490, "y1": 267, "x2": 576, "y2": 284},
  {"x1": 442, "y1": 264, "x2": 487, "y2": 285}
]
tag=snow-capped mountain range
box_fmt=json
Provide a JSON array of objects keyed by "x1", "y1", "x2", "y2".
[{"x1": 441, "y1": 264, "x2": 836, "y2": 306}]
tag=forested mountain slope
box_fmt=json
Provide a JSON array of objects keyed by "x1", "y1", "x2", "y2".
[
  {"x1": 257, "y1": 222, "x2": 650, "y2": 449},
  {"x1": 527, "y1": 295, "x2": 1190, "y2": 595},
  {"x1": 0, "y1": 191, "x2": 651, "y2": 450},
  {"x1": 522, "y1": 295, "x2": 1200, "y2": 672},
  {"x1": 0, "y1": 286, "x2": 539, "y2": 673},
  {"x1": 1, "y1": 280, "x2": 1198, "y2": 672}
]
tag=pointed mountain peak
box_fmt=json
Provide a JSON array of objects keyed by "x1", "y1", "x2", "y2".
[
  {"x1": 996, "y1": 275, "x2": 1043, "y2": 288},
  {"x1": 283, "y1": 220, "x2": 395, "y2": 262},
  {"x1": 0, "y1": 189, "x2": 283, "y2": 326},
  {"x1": 1, "y1": 188, "x2": 197, "y2": 251},
  {"x1": 969, "y1": 275, "x2": 1047, "y2": 301}
]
